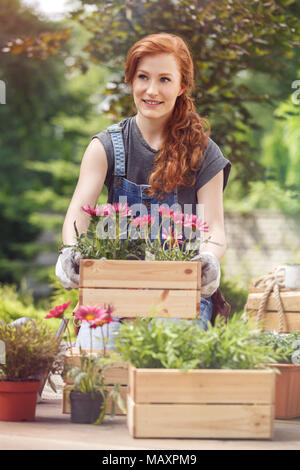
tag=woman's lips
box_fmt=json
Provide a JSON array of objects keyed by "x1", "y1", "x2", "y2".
[{"x1": 142, "y1": 99, "x2": 163, "y2": 106}]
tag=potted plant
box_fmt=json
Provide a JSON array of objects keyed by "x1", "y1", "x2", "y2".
[
  {"x1": 115, "y1": 314, "x2": 282, "y2": 439},
  {"x1": 254, "y1": 331, "x2": 300, "y2": 419},
  {"x1": 0, "y1": 320, "x2": 61, "y2": 422},
  {"x1": 68, "y1": 203, "x2": 214, "y2": 319},
  {"x1": 47, "y1": 302, "x2": 126, "y2": 424}
]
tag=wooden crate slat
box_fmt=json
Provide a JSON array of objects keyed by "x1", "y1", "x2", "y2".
[
  {"x1": 80, "y1": 287, "x2": 200, "y2": 319},
  {"x1": 246, "y1": 290, "x2": 300, "y2": 312},
  {"x1": 80, "y1": 259, "x2": 201, "y2": 290},
  {"x1": 64, "y1": 350, "x2": 128, "y2": 385},
  {"x1": 246, "y1": 311, "x2": 300, "y2": 333},
  {"x1": 129, "y1": 366, "x2": 275, "y2": 405},
  {"x1": 127, "y1": 395, "x2": 274, "y2": 439}
]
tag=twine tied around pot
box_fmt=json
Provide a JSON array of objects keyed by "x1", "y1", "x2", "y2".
[{"x1": 251, "y1": 269, "x2": 285, "y2": 333}]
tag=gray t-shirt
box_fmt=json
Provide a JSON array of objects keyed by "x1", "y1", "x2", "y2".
[{"x1": 93, "y1": 115, "x2": 231, "y2": 212}]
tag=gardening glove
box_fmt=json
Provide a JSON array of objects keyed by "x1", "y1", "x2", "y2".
[
  {"x1": 191, "y1": 251, "x2": 221, "y2": 298},
  {"x1": 55, "y1": 247, "x2": 82, "y2": 290}
]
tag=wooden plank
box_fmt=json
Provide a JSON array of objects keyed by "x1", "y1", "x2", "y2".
[
  {"x1": 80, "y1": 287, "x2": 200, "y2": 319},
  {"x1": 246, "y1": 311, "x2": 300, "y2": 333},
  {"x1": 63, "y1": 350, "x2": 128, "y2": 385},
  {"x1": 62, "y1": 385, "x2": 127, "y2": 415},
  {"x1": 127, "y1": 389, "x2": 135, "y2": 437},
  {"x1": 127, "y1": 395, "x2": 274, "y2": 439},
  {"x1": 246, "y1": 290, "x2": 300, "y2": 312},
  {"x1": 79, "y1": 259, "x2": 201, "y2": 290},
  {"x1": 129, "y1": 366, "x2": 275, "y2": 405}
]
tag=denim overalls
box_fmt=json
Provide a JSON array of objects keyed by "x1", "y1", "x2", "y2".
[{"x1": 76, "y1": 123, "x2": 213, "y2": 350}]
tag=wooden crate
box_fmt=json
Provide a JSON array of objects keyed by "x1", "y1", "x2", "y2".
[
  {"x1": 127, "y1": 365, "x2": 275, "y2": 439},
  {"x1": 79, "y1": 259, "x2": 202, "y2": 319},
  {"x1": 245, "y1": 288, "x2": 300, "y2": 332},
  {"x1": 62, "y1": 349, "x2": 128, "y2": 415}
]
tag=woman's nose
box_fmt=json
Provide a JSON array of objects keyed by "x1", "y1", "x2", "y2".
[{"x1": 146, "y1": 80, "x2": 159, "y2": 96}]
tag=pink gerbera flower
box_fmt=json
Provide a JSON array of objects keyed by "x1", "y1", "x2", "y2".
[
  {"x1": 132, "y1": 214, "x2": 155, "y2": 227},
  {"x1": 81, "y1": 204, "x2": 102, "y2": 217},
  {"x1": 81, "y1": 304, "x2": 115, "y2": 329},
  {"x1": 45, "y1": 301, "x2": 72, "y2": 319},
  {"x1": 89, "y1": 312, "x2": 115, "y2": 329},
  {"x1": 74, "y1": 305, "x2": 105, "y2": 323},
  {"x1": 183, "y1": 214, "x2": 209, "y2": 232},
  {"x1": 158, "y1": 206, "x2": 172, "y2": 218},
  {"x1": 171, "y1": 210, "x2": 184, "y2": 225},
  {"x1": 112, "y1": 203, "x2": 132, "y2": 217},
  {"x1": 162, "y1": 228, "x2": 183, "y2": 247},
  {"x1": 97, "y1": 203, "x2": 115, "y2": 217}
]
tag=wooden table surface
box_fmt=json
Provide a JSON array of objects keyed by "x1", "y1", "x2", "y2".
[{"x1": 0, "y1": 398, "x2": 299, "y2": 450}]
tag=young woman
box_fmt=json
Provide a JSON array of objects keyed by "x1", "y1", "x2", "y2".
[{"x1": 56, "y1": 33, "x2": 231, "y2": 348}]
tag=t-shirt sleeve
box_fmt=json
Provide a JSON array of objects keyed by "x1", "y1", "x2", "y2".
[
  {"x1": 195, "y1": 138, "x2": 231, "y2": 192},
  {"x1": 91, "y1": 130, "x2": 114, "y2": 187}
]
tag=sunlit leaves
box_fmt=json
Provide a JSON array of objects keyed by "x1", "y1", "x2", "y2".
[{"x1": 2, "y1": 28, "x2": 72, "y2": 59}]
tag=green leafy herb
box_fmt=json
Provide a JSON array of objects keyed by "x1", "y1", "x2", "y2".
[
  {"x1": 253, "y1": 331, "x2": 300, "y2": 364},
  {"x1": 115, "y1": 314, "x2": 282, "y2": 370}
]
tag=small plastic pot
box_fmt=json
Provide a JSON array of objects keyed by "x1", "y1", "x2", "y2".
[{"x1": 70, "y1": 390, "x2": 105, "y2": 424}]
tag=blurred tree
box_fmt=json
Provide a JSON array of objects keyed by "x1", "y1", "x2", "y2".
[
  {"x1": 69, "y1": 0, "x2": 300, "y2": 189},
  {"x1": 0, "y1": 0, "x2": 106, "y2": 286}
]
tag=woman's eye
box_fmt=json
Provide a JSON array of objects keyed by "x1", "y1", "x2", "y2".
[
  {"x1": 138, "y1": 74, "x2": 147, "y2": 80},
  {"x1": 161, "y1": 77, "x2": 170, "y2": 83}
]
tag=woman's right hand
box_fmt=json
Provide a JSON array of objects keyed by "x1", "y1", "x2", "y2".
[{"x1": 55, "y1": 247, "x2": 82, "y2": 290}]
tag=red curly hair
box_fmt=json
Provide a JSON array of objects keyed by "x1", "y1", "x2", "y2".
[{"x1": 124, "y1": 33, "x2": 210, "y2": 200}]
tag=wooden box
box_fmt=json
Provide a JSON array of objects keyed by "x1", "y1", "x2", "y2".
[
  {"x1": 245, "y1": 288, "x2": 300, "y2": 332},
  {"x1": 62, "y1": 349, "x2": 128, "y2": 415},
  {"x1": 127, "y1": 365, "x2": 275, "y2": 439},
  {"x1": 79, "y1": 259, "x2": 202, "y2": 319}
]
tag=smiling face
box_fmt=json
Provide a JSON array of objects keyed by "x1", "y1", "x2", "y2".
[{"x1": 131, "y1": 53, "x2": 184, "y2": 124}]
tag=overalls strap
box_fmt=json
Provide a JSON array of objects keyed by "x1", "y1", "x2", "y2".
[{"x1": 107, "y1": 124, "x2": 126, "y2": 177}]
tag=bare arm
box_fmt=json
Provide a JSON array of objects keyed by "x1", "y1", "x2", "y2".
[
  {"x1": 197, "y1": 169, "x2": 227, "y2": 260},
  {"x1": 62, "y1": 138, "x2": 108, "y2": 245}
]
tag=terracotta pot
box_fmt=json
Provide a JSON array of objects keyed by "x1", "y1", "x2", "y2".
[
  {"x1": 0, "y1": 381, "x2": 40, "y2": 422},
  {"x1": 271, "y1": 363, "x2": 300, "y2": 419}
]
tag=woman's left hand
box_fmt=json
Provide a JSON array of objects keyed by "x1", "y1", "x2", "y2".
[{"x1": 191, "y1": 251, "x2": 220, "y2": 297}]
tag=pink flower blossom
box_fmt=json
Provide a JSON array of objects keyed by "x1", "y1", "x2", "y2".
[
  {"x1": 81, "y1": 204, "x2": 103, "y2": 217},
  {"x1": 112, "y1": 203, "x2": 132, "y2": 216},
  {"x1": 183, "y1": 214, "x2": 209, "y2": 232},
  {"x1": 132, "y1": 214, "x2": 155, "y2": 227},
  {"x1": 171, "y1": 210, "x2": 184, "y2": 225},
  {"x1": 81, "y1": 203, "x2": 132, "y2": 218},
  {"x1": 89, "y1": 312, "x2": 115, "y2": 329},
  {"x1": 74, "y1": 305, "x2": 105, "y2": 323},
  {"x1": 97, "y1": 203, "x2": 115, "y2": 217},
  {"x1": 158, "y1": 207, "x2": 173, "y2": 218},
  {"x1": 74, "y1": 304, "x2": 115, "y2": 329},
  {"x1": 45, "y1": 301, "x2": 72, "y2": 319},
  {"x1": 162, "y1": 228, "x2": 183, "y2": 247}
]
